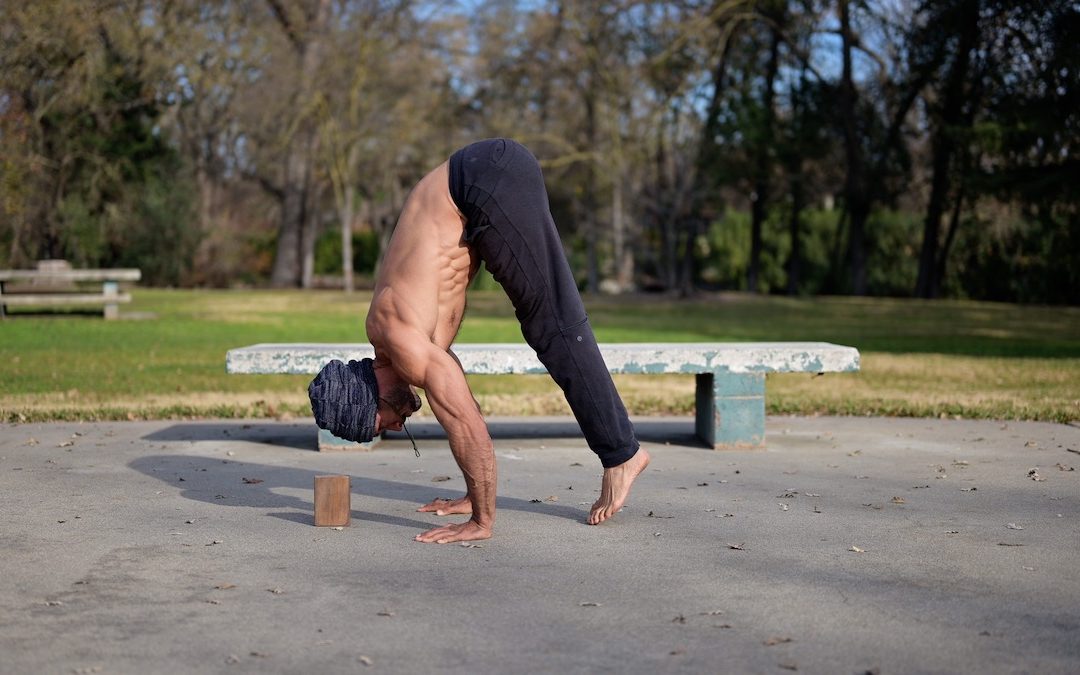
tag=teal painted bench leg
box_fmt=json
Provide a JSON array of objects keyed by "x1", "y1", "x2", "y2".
[
  {"x1": 103, "y1": 280, "x2": 120, "y2": 320},
  {"x1": 694, "y1": 372, "x2": 766, "y2": 449},
  {"x1": 316, "y1": 427, "x2": 381, "y2": 452}
]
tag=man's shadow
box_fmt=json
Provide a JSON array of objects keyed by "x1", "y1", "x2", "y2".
[
  {"x1": 128, "y1": 452, "x2": 589, "y2": 531},
  {"x1": 136, "y1": 418, "x2": 694, "y2": 531}
]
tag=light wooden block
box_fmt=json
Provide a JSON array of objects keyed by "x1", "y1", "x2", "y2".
[{"x1": 313, "y1": 475, "x2": 351, "y2": 527}]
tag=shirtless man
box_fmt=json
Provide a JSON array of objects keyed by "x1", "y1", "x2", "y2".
[{"x1": 308, "y1": 139, "x2": 649, "y2": 544}]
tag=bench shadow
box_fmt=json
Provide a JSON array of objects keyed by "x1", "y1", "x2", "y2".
[{"x1": 143, "y1": 417, "x2": 703, "y2": 449}]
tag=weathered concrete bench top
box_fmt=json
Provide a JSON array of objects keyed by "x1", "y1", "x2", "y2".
[
  {"x1": 227, "y1": 342, "x2": 859, "y2": 450},
  {"x1": 226, "y1": 342, "x2": 859, "y2": 376}
]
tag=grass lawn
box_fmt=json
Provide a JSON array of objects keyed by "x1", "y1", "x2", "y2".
[{"x1": 2, "y1": 288, "x2": 1078, "y2": 424}]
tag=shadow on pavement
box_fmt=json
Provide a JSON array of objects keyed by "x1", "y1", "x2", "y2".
[
  {"x1": 142, "y1": 417, "x2": 703, "y2": 449},
  {"x1": 128, "y1": 453, "x2": 589, "y2": 530}
]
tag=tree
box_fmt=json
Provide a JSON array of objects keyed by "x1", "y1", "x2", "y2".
[
  {"x1": 913, "y1": 0, "x2": 981, "y2": 299},
  {"x1": 0, "y1": 1, "x2": 197, "y2": 283}
]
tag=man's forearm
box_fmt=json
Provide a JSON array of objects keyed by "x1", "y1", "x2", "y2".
[{"x1": 448, "y1": 436, "x2": 496, "y2": 528}]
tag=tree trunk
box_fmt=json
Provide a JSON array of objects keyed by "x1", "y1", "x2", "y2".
[
  {"x1": 748, "y1": 26, "x2": 780, "y2": 294},
  {"x1": 340, "y1": 188, "x2": 355, "y2": 293},
  {"x1": 915, "y1": 0, "x2": 978, "y2": 298},
  {"x1": 656, "y1": 118, "x2": 677, "y2": 290},
  {"x1": 786, "y1": 170, "x2": 804, "y2": 295},
  {"x1": 583, "y1": 84, "x2": 599, "y2": 294},
  {"x1": 269, "y1": 0, "x2": 331, "y2": 288},
  {"x1": 611, "y1": 157, "x2": 633, "y2": 291},
  {"x1": 839, "y1": 0, "x2": 869, "y2": 295},
  {"x1": 935, "y1": 180, "x2": 965, "y2": 294}
]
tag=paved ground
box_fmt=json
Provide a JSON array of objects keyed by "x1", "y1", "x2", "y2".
[{"x1": 1, "y1": 415, "x2": 1078, "y2": 675}]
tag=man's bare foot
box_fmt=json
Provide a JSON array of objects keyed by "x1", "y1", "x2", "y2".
[
  {"x1": 414, "y1": 519, "x2": 491, "y2": 544},
  {"x1": 417, "y1": 496, "x2": 473, "y2": 516},
  {"x1": 589, "y1": 448, "x2": 651, "y2": 525}
]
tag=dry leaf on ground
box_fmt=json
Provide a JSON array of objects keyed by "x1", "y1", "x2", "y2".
[{"x1": 764, "y1": 637, "x2": 794, "y2": 646}]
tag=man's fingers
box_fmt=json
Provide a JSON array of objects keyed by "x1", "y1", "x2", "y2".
[
  {"x1": 414, "y1": 525, "x2": 456, "y2": 543},
  {"x1": 417, "y1": 497, "x2": 472, "y2": 515},
  {"x1": 417, "y1": 497, "x2": 452, "y2": 512},
  {"x1": 414, "y1": 521, "x2": 490, "y2": 544}
]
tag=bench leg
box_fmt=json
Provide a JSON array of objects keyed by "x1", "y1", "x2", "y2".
[
  {"x1": 316, "y1": 427, "x2": 381, "y2": 452},
  {"x1": 103, "y1": 281, "x2": 119, "y2": 320},
  {"x1": 695, "y1": 372, "x2": 766, "y2": 449}
]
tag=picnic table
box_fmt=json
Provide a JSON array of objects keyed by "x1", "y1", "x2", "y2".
[{"x1": 0, "y1": 261, "x2": 141, "y2": 319}]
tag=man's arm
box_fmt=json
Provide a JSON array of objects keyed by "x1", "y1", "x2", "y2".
[{"x1": 381, "y1": 326, "x2": 495, "y2": 543}]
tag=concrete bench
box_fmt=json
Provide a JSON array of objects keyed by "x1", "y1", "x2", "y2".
[
  {"x1": 0, "y1": 265, "x2": 141, "y2": 320},
  {"x1": 226, "y1": 342, "x2": 860, "y2": 450}
]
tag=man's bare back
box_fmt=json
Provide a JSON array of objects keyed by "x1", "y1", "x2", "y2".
[{"x1": 366, "y1": 152, "x2": 649, "y2": 545}]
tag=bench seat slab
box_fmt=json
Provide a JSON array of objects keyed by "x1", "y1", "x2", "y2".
[{"x1": 225, "y1": 342, "x2": 860, "y2": 451}]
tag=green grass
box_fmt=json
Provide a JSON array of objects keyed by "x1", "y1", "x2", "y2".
[{"x1": 2, "y1": 289, "x2": 1078, "y2": 423}]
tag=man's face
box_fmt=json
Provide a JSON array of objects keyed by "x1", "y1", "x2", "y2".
[
  {"x1": 375, "y1": 400, "x2": 406, "y2": 433},
  {"x1": 374, "y1": 385, "x2": 420, "y2": 434}
]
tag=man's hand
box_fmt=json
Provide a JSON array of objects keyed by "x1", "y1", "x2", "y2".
[
  {"x1": 417, "y1": 496, "x2": 473, "y2": 516},
  {"x1": 414, "y1": 519, "x2": 491, "y2": 544}
]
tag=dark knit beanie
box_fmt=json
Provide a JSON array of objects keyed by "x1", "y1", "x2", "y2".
[{"x1": 308, "y1": 358, "x2": 379, "y2": 442}]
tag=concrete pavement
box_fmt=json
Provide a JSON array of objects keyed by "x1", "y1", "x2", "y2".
[{"x1": 1, "y1": 415, "x2": 1078, "y2": 674}]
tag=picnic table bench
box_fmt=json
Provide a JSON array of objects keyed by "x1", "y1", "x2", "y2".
[
  {"x1": 226, "y1": 342, "x2": 860, "y2": 450},
  {"x1": 0, "y1": 262, "x2": 140, "y2": 319}
]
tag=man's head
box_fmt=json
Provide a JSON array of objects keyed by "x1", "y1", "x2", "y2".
[{"x1": 307, "y1": 357, "x2": 422, "y2": 442}]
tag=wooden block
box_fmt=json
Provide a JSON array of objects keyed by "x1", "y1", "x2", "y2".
[{"x1": 313, "y1": 475, "x2": 351, "y2": 527}]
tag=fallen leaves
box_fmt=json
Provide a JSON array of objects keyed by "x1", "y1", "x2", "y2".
[
  {"x1": 727, "y1": 543, "x2": 745, "y2": 551},
  {"x1": 1006, "y1": 523, "x2": 1024, "y2": 530},
  {"x1": 214, "y1": 583, "x2": 236, "y2": 590},
  {"x1": 764, "y1": 636, "x2": 794, "y2": 646},
  {"x1": 1028, "y1": 468, "x2": 1045, "y2": 482},
  {"x1": 431, "y1": 475, "x2": 452, "y2": 482},
  {"x1": 1055, "y1": 463, "x2": 1074, "y2": 472},
  {"x1": 579, "y1": 602, "x2": 601, "y2": 607},
  {"x1": 242, "y1": 477, "x2": 263, "y2": 484},
  {"x1": 849, "y1": 545, "x2": 866, "y2": 554},
  {"x1": 890, "y1": 496, "x2": 906, "y2": 504}
]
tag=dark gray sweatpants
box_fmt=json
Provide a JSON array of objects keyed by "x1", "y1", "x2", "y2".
[{"x1": 448, "y1": 138, "x2": 639, "y2": 468}]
